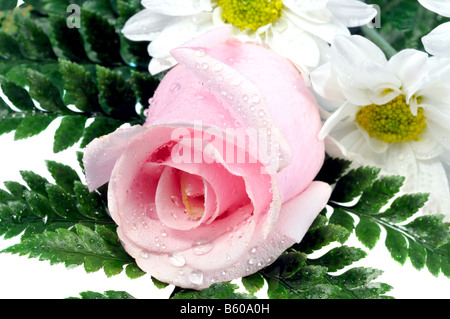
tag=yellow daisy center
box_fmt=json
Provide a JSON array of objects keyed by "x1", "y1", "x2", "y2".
[
  {"x1": 356, "y1": 95, "x2": 427, "y2": 143},
  {"x1": 217, "y1": 0, "x2": 284, "y2": 31}
]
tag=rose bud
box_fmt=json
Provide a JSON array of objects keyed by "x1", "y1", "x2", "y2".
[{"x1": 83, "y1": 27, "x2": 331, "y2": 289}]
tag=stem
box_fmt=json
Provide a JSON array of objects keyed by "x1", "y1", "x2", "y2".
[{"x1": 361, "y1": 25, "x2": 398, "y2": 59}]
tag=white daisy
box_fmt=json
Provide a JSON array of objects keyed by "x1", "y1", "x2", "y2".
[
  {"x1": 310, "y1": 34, "x2": 450, "y2": 219},
  {"x1": 419, "y1": 0, "x2": 450, "y2": 58},
  {"x1": 121, "y1": 0, "x2": 377, "y2": 74}
]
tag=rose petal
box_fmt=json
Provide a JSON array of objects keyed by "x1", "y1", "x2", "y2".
[
  {"x1": 82, "y1": 125, "x2": 146, "y2": 191},
  {"x1": 119, "y1": 181, "x2": 331, "y2": 289},
  {"x1": 170, "y1": 46, "x2": 292, "y2": 174}
]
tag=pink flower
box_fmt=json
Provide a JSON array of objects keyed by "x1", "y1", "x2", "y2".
[{"x1": 83, "y1": 27, "x2": 331, "y2": 289}]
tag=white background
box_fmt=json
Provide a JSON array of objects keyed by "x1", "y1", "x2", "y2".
[
  {"x1": 0, "y1": 118, "x2": 449, "y2": 299},
  {"x1": 0, "y1": 0, "x2": 448, "y2": 300}
]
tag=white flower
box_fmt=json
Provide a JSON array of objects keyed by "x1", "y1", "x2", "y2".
[
  {"x1": 419, "y1": 0, "x2": 450, "y2": 57},
  {"x1": 121, "y1": 0, "x2": 377, "y2": 75},
  {"x1": 310, "y1": 34, "x2": 450, "y2": 219}
]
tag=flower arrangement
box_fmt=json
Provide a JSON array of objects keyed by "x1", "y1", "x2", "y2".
[{"x1": 0, "y1": 0, "x2": 448, "y2": 301}]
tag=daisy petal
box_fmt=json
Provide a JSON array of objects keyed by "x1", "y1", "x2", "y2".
[
  {"x1": 319, "y1": 102, "x2": 359, "y2": 139},
  {"x1": 331, "y1": 35, "x2": 401, "y2": 105},
  {"x1": 283, "y1": 9, "x2": 349, "y2": 44},
  {"x1": 416, "y1": 158, "x2": 450, "y2": 219},
  {"x1": 327, "y1": 0, "x2": 378, "y2": 27},
  {"x1": 425, "y1": 106, "x2": 450, "y2": 151},
  {"x1": 422, "y1": 22, "x2": 450, "y2": 58},
  {"x1": 266, "y1": 21, "x2": 323, "y2": 69},
  {"x1": 310, "y1": 63, "x2": 346, "y2": 102},
  {"x1": 141, "y1": 0, "x2": 212, "y2": 16},
  {"x1": 418, "y1": 0, "x2": 450, "y2": 17},
  {"x1": 387, "y1": 49, "x2": 429, "y2": 100},
  {"x1": 283, "y1": 0, "x2": 329, "y2": 11},
  {"x1": 385, "y1": 143, "x2": 418, "y2": 192},
  {"x1": 121, "y1": 9, "x2": 172, "y2": 41}
]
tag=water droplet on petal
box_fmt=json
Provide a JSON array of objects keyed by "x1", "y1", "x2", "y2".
[
  {"x1": 231, "y1": 77, "x2": 242, "y2": 86},
  {"x1": 170, "y1": 83, "x2": 181, "y2": 93},
  {"x1": 192, "y1": 238, "x2": 213, "y2": 255},
  {"x1": 213, "y1": 63, "x2": 223, "y2": 72},
  {"x1": 169, "y1": 252, "x2": 186, "y2": 267},
  {"x1": 171, "y1": 196, "x2": 181, "y2": 207},
  {"x1": 250, "y1": 95, "x2": 261, "y2": 104},
  {"x1": 189, "y1": 270, "x2": 204, "y2": 285},
  {"x1": 195, "y1": 49, "x2": 205, "y2": 57},
  {"x1": 140, "y1": 251, "x2": 149, "y2": 259}
]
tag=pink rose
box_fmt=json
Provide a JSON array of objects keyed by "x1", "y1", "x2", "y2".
[{"x1": 83, "y1": 27, "x2": 331, "y2": 289}]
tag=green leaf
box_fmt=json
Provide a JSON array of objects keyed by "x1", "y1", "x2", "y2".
[
  {"x1": 45, "y1": 160, "x2": 81, "y2": 193},
  {"x1": 13, "y1": 12, "x2": 56, "y2": 60},
  {"x1": 4, "y1": 180, "x2": 26, "y2": 197},
  {"x1": 49, "y1": 15, "x2": 90, "y2": 62},
  {"x1": 0, "y1": 31, "x2": 24, "y2": 60},
  {"x1": 378, "y1": 193, "x2": 429, "y2": 223},
  {"x1": 68, "y1": 290, "x2": 136, "y2": 299},
  {"x1": 329, "y1": 208, "x2": 355, "y2": 244},
  {"x1": 355, "y1": 216, "x2": 381, "y2": 250},
  {"x1": 53, "y1": 115, "x2": 86, "y2": 152},
  {"x1": 332, "y1": 267, "x2": 393, "y2": 299},
  {"x1": 263, "y1": 251, "x2": 307, "y2": 278},
  {"x1": 79, "y1": 116, "x2": 122, "y2": 148},
  {"x1": 296, "y1": 223, "x2": 349, "y2": 254},
  {"x1": 23, "y1": 189, "x2": 53, "y2": 219},
  {"x1": 0, "y1": 116, "x2": 22, "y2": 135},
  {"x1": 425, "y1": 248, "x2": 441, "y2": 277},
  {"x1": 45, "y1": 184, "x2": 80, "y2": 219},
  {"x1": 26, "y1": 69, "x2": 66, "y2": 112},
  {"x1": 130, "y1": 70, "x2": 159, "y2": 110},
  {"x1": 440, "y1": 242, "x2": 450, "y2": 277},
  {"x1": 171, "y1": 283, "x2": 255, "y2": 299},
  {"x1": 242, "y1": 272, "x2": 265, "y2": 294},
  {"x1": 58, "y1": 59, "x2": 100, "y2": 112},
  {"x1": 385, "y1": 227, "x2": 408, "y2": 265},
  {"x1": 152, "y1": 277, "x2": 170, "y2": 289},
  {"x1": 80, "y1": 8, "x2": 122, "y2": 64},
  {"x1": 314, "y1": 157, "x2": 352, "y2": 185},
  {"x1": 14, "y1": 113, "x2": 57, "y2": 140},
  {"x1": 0, "y1": 0, "x2": 18, "y2": 10},
  {"x1": 125, "y1": 262, "x2": 146, "y2": 279},
  {"x1": 408, "y1": 237, "x2": 426, "y2": 271},
  {"x1": 73, "y1": 181, "x2": 107, "y2": 220},
  {"x1": 0, "y1": 78, "x2": 35, "y2": 111},
  {"x1": 404, "y1": 215, "x2": 449, "y2": 247},
  {"x1": 330, "y1": 166, "x2": 380, "y2": 203},
  {"x1": 2, "y1": 224, "x2": 138, "y2": 278},
  {"x1": 96, "y1": 65, "x2": 137, "y2": 119},
  {"x1": 266, "y1": 277, "x2": 289, "y2": 299},
  {"x1": 20, "y1": 170, "x2": 50, "y2": 197},
  {"x1": 0, "y1": 201, "x2": 30, "y2": 239},
  {"x1": 309, "y1": 246, "x2": 367, "y2": 272},
  {"x1": 352, "y1": 176, "x2": 405, "y2": 214}
]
